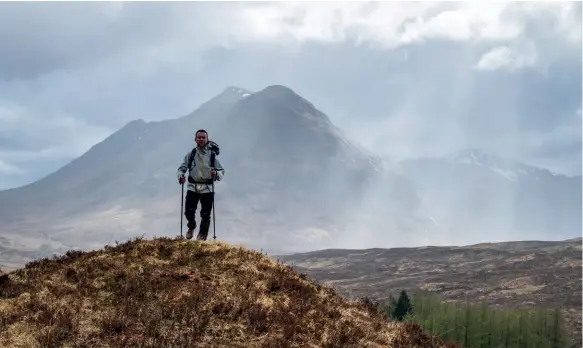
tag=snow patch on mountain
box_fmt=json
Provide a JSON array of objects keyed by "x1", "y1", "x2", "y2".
[
  {"x1": 227, "y1": 86, "x2": 251, "y2": 98},
  {"x1": 443, "y1": 149, "x2": 559, "y2": 181},
  {"x1": 207, "y1": 86, "x2": 254, "y2": 105}
]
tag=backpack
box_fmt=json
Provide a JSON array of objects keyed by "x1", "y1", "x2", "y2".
[{"x1": 188, "y1": 140, "x2": 220, "y2": 170}]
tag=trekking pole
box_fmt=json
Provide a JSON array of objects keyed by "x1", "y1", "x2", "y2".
[
  {"x1": 212, "y1": 180, "x2": 216, "y2": 240},
  {"x1": 180, "y1": 182, "x2": 184, "y2": 238}
]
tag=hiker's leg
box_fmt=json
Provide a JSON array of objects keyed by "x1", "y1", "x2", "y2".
[
  {"x1": 184, "y1": 190, "x2": 200, "y2": 230},
  {"x1": 197, "y1": 192, "x2": 214, "y2": 240}
]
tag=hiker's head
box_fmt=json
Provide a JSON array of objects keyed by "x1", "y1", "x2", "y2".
[{"x1": 195, "y1": 129, "x2": 208, "y2": 148}]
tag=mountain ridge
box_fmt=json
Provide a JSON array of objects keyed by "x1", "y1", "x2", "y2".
[
  {"x1": 397, "y1": 147, "x2": 581, "y2": 243},
  {"x1": 275, "y1": 236, "x2": 583, "y2": 256},
  {"x1": 403, "y1": 148, "x2": 579, "y2": 179}
]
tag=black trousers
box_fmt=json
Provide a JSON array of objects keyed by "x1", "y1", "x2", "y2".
[{"x1": 184, "y1": 190, "x2": 214, "y2": 236}]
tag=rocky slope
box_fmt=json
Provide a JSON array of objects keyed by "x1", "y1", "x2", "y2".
[
  {"x1": 0, "y1": 237, "x2": 457, "y2": 348},
  {"x1": 278, "y1": 237, "x2": 583, "y2": 346}
]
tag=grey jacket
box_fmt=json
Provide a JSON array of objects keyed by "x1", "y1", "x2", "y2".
[{"x1": 176, "y1": 144, "x2": 225, "y2": 194}]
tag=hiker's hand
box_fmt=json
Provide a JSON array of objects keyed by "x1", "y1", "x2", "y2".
[
  {"x1": 210, "y1": 168, "x2": 216, "y2": 177},
  {"x1": 179, "y1": 175, "x2": 185, "y2": 185}
]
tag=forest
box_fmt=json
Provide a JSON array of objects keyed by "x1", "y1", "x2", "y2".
[{"x1": 381, "y1": 290, "x2": 572, "y2": 348}]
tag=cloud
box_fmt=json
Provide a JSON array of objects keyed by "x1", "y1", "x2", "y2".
[
  {"x1": 0, "y1": 101, "x2": 111, "y2": 156},
  {"x1": 229, "y1": 2, "x2": 578, "y2": 48},
  {"x1": 476, "y1": 43, "x2": 538, "y2": 71},
  {"x1": 0, "y1": 2, "x2": 579, "y2": 79},
  {"x1": 0, "y1": 160, "x2": 23, "y2": 175},
  {"x1": 521, "y1": 107, "x2": 582, "y2": 173},
  {"x1": 0, "y1": 1, "x2": 580, "y2": 192},
  {"x1": 0, "y1": 101, "x2": 112, "y2": 188}
]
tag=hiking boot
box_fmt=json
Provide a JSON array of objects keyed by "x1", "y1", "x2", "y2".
[
  {"x1": 197, "y1": 219, "x2": 210, "y2": 241},
  {"x1": 196, "y1": 232, "x2": 207, "y2": 241},
  {"x1": 186, "y1": 221, "x2": 196, "y2": 240}
]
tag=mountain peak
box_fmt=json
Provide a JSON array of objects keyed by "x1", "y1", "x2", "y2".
[
  {"x1": 253, "y1": 85, "x2": 304, "y2": 104},
  {"x1": 211, "y1": 86, "x2": 252, "y2": 104},
  {"x1": 260, "y1": 84, "x2": 297, "y2": 96},
  {"x1": 182, "y1": 86, "x2": 253, "y2": 120},
  {"x1": 249, "y1": 85, "x2": 331, "y2": 124}
]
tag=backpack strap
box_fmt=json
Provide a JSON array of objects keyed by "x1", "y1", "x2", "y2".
[
  {"x1": 187, "y1": 147, "x2": 196, "y2": 171},
  {"x1": 188, "y1": 146, "x2": 216, "y2": 170},
  {"x1": 187, "y1": 146, "x2": 216, "y2": 183}
]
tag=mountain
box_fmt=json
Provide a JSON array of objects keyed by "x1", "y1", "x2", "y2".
[
  {"x1": 0, "y1": 85, "x2": 434, "y2": 264},
  {"x1": 0, "y1": 237, "x2": 457, "y2": 348},
  {"x1": 398, "y1": 149, "x2": 582, "y2": 244},
  {"x1": 277, "y1": 237, "x2": 583, "y2": 346}
]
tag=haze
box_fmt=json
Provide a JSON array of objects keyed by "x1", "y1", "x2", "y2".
[{"x1": 0, "y1": 2, "x2": 581, "y2": 256}]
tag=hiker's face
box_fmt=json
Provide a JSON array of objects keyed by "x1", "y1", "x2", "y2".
[{"x1": 195, "y1": 132, "x2": 208, "y2": 147}]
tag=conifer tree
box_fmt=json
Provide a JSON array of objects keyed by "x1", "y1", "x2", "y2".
[{"x1": 392, "y1": 290, "x2": 413, "y2": 321}]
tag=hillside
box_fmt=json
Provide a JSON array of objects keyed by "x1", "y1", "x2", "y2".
[
  {"x1": 278, "y1": 237, "x2": 583, "y2": 346},
  {"x1": 0, "y1": 237, "x2": 457, "y2": 348}
]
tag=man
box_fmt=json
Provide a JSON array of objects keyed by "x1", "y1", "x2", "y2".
[{"x1": 176, "y1": 129, "x2": 225, "y2": 240}]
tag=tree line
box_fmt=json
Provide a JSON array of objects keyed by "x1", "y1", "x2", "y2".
[{"x1": 380, "y1": 290, "x2": 573, "y2": 348}]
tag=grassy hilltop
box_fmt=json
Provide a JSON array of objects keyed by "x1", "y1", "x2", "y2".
[{"x1": 0, "y1": 237, "x2": 457, "y2": 348}]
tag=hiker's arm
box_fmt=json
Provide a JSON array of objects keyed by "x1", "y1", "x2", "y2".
[
  {"x1": 213, "y1": 157, "x2": 225, "y2": 181},
  {"x1": 176, "y1": 151, "x2": 189, "y2": 180}
]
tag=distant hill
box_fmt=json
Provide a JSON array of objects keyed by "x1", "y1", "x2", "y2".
[
  {"x1": 0, "y1": 237, "x2": 457, "y2": 348},
  {"x1": 398, "y1": 149, "x2": 581, "y2": 243}
]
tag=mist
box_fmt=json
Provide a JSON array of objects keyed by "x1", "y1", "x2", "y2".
[{"x1": 0, "y1": 2, "x2": 581, "y2": 258}]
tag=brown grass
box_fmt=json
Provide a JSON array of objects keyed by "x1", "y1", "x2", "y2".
[{"x1": 0, "y1": 236, "x2": 459, "y2": 348}]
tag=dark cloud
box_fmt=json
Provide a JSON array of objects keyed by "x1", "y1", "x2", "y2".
[{"x1": 0, "y1": 2, "x2": 226, "y2": 80}]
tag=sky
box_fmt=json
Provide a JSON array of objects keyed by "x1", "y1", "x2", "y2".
[{"x1": 0, "y1": 1, "x2": 581, "y2": 190}]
